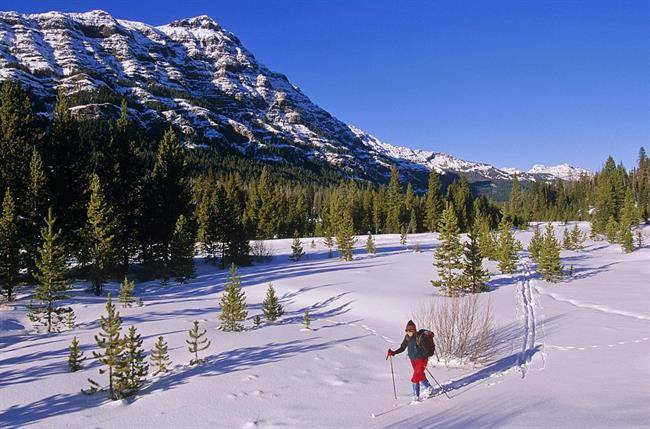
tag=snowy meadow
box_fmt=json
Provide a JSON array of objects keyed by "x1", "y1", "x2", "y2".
[{"x1": 1, "y1": 223, "x2": 649, "y2": 428}]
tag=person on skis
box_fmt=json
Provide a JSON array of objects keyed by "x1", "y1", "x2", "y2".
[{"x1": 386, "y1": 320, "x2": 434, "y2": 403}]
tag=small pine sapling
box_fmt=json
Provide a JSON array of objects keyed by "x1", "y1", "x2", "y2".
[
  {"x1": 289, "y1": 231, "x2": 305, "y2": 261},
  {"x1": 400, "y1": 226, "x2": 408, "y2": 246},
  {"x1": 219, "y1": 264, "x2": 248, "y2": 331},
  {"x1": 365, "y1": 234, "x2": 376, "y2": 254},
  {"x1": 254, "y1": 315, "x2": 262, "y2": 327},
  {"x1": 121, "y1": 325, "x2": 149, "y2": 396},
  {"x1": 118, "y1": 276, "x2": 135, "y2": 308},
  {"x1": 562, "y1": 228, "x2": 573, "y2": 250},
  {"x1": 262, "y1": 283, "x2": 284, "y2": 322},
  {"x1": 68, "y1": 336, "x2": 86, "y2": 371},
  {"x1": 150, "y1": 336, "x2": 172, "y2": 376},
  {"x1": 187, "y1": 320, "x2": 211, "y2": 365}
]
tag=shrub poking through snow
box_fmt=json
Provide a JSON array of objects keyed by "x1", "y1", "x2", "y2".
[
  {"x1": 303, "y1": 310, "x2": 311, "y2": 329},
  {"x1": 68, "y1": 336, "x2": 86, "y2": 371},
  {"x1": 413, "y1": 294, "x2": 496, "y2": 366},
  {"x1": 219, "y1": 263, "x2": 248, "y2": 331},
  {"x1": 150, "y1": 336, "x2": 171, "y2": 376},
  {"x1": 254, "y1": 315, "x2": 262, "y2": 327},
  {"x1": 187, "y1": 320, "x2": 210, "y2": 365},
  {"x1": 413, "y1": 242, "x2": 421, "y2": 253}
]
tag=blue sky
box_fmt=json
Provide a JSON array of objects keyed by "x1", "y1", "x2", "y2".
[{"x1": 4, "y1": 0, "x2": 648, "y2": 171}]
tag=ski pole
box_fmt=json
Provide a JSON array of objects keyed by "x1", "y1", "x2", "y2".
[
  {"x1": 387, "y1": 355, "x2": 397, "y2": 400},
  {"x1": 426, "y1": 367, "x2": 451, "y2": 399}
]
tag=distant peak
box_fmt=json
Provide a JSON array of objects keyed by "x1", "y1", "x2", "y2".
[{"x1": 169, "y1": 15, "x2": 221, "y2": 30}]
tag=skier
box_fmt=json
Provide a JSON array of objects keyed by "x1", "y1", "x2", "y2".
[{"x1": 386, "y1": 320, "x2": 434, "y2": 403}]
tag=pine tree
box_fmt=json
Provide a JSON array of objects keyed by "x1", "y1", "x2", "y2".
[
  {"x1": 408, "y1": 208, "x2": 417, "y2": 234},
  {"x1": 118, "y1": 276, "x2": 135, "y2": 308},
  {"x1": 0, "y1": 188, "x2": 20, "y2": 302},
  {"x1": 496, "y1": 215, "x2": 520, "y2": 274},
  {"x1": 385, "y1": 167, "x2": 403, "y2": 233},
  {"x1": 262, "y1": 283, "x2": 284, "y2": 322},
  {"x1": 25, "y1": 146, "x2": 48, "y2": 277},
  {"x1": 528, "y1": 226, "x2": 543, "y2": 262},
  {"x1": 365, "y1": 233, "x2": 376, "y2": 254},
  {"x1": 303, "y1": 310, "x2": 312, "y2": 329},
  {"x1": 475, "y1": 212, "x2": 496, "y2": 260},
  {"x1": 196, "y1": 179, "x2": 219, "y2": 263},
  {"x1": 462, "y1": 228, "x2": 490, "y2": 293},
  {"x1": 400, "y1": 225, "x2": 408, "y2": 246},
  {"x1": 425, "y1": 170, "x2": 443, "y2": 232},
  {"x1": 619, "y1": 188, "x2": 638, "y2": 253},
  {"x1": 68, "y1": 336, "x2": 86, "y2": 372},
  {"x1": 562, "y1": 228, "x2": 573, "y2": 250},
  {"x1": 83, "y1": 174, "x2": 117, "y2": 296},
  {"x1": 28, "y1": 208, "x2": 71, "y2": 332},
  {"x1": 219, "y1": 263, "x2": 248, "y2": 331},
  {"x1": 323, "y1": 231, "x2": 334, "y2": 258},
  {"x1": 254, "y1": 315, "x2": 262, "y2": 327},
  {"x1": 120, "y1": 325, "x2": 149, "y2": 396},
  {"x1": 169, "y1": 214, "x2": 195, "y2": 282},
  {"x1": 570, "y1": 223, "x2": 585, "y2": 250},
  {"x1": 289, "y1": 231, "x2": 305, "y2": 261},
  {"x1": 539, "y1": 224, "x2": 563, "y2": 282},
  {"x1": 187, "y1": 320, "x2": 211, "y2": 365},
  {"x1": 335, "y1": 202, "x2": 356, "y2": 262},
  {"x1": 87, "y1": 293, "x2": 126, "y2": 400},
  {"x1": 150, "y1": 336, "x2": 171, "y2": 376},
  {"x1": 605, "y1": 216, "x2": 619, "y2": 243},
  {"x1": 431, "y1": 203, "x2": 464, "y2": 296}
]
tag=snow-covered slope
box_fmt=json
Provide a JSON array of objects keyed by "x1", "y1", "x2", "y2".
[
  {"x1": 1, "y1": 225, "x2": 649, "y2": 428},
  {"x1": 527, "y1": 164, "x2": 591, "y2": 181},
  {"x1": 0, "y1": 10, "x2": 587, "y2": 187}
]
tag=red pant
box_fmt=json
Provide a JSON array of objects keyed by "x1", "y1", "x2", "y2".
[{"x1": 410, "y1": 357, "x2": 428, "y2": 383}]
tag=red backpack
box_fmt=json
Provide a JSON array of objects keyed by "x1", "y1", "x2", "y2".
[{"x1": 416, "y1": 329, "x2": 436, "y2": 357}]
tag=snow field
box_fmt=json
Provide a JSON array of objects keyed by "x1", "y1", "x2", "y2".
[{"x1": 1, "y1": 223, "x2": 649, "y2": 428}]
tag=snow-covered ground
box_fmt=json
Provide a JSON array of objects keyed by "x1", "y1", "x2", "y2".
[{"x1": 1, "y1": 223, "x2": 649, "y2": 428}]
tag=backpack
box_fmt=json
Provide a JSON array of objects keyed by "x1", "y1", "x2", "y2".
[{"x1": 416, "y1": 329, "x2": 435, "y2": 357}]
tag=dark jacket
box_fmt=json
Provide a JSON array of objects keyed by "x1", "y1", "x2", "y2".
[{"x1": 393, "y1": 333, "x2": 427, "y2": 360}]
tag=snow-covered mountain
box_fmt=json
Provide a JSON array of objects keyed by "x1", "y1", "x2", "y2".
[{"x1": 0, "y1": 10, "x2": 587, "y2": 190}]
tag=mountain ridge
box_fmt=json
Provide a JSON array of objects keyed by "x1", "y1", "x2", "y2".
[{"x1": 0, "y1": 10, "x2": 589, "y2": 194}]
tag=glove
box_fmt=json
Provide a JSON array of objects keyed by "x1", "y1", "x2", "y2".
[{"x1": 387, "y1": 349, "x2": 395, "y2": 358}]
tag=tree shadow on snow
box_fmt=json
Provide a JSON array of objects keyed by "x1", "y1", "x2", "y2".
[{"x1": 144, "y1": 334, "x2": 366, "y2": 396}]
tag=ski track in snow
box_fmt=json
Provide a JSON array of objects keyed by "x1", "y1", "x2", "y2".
[
  {"x1": 515, "y1": 260, "x2": 544, "y2": 378},
  {"x1": 539, "y1": 291, "x2": 650, "y2": 321}
]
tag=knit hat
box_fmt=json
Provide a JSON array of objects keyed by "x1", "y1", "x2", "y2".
[{"x1": 405, "y1": 320, "x2": 416, "y2": 331}]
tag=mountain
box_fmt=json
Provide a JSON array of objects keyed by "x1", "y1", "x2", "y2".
[{"x1": 0, "y1": 10, "x2": 588, "y2": 196}]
